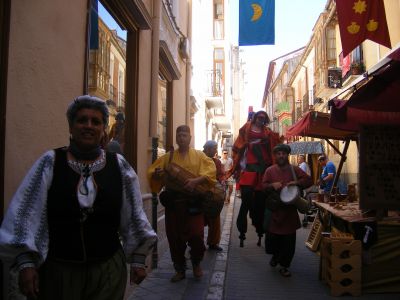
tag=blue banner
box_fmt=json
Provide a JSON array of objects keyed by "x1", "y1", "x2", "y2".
[
  {"x1": 90, "y1": 0, "x2": 99, "y2": 50},
  {"x1": 239, "y1": 0, "x2": 275, "y2": 46}
]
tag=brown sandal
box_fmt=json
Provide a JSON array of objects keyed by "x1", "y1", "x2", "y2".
[
  {"x1": 269, "y1": 257, "x2": 278, "y2": 267},
  {"x1": 170, "y1": 271, "x2": 185, "y2": 282},
  {"x1": 279, "y1": 268, "x2": 291, "y2": 277}
]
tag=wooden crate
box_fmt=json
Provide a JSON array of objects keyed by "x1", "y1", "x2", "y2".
[
  {"x1": 325, "y1": 239, "x2": 361, "y2": 258},
  {"x1": 326, "y1": 267, "x2": 361, "y2": 282},
  {"x1": 305, "y1": 215, "x2": 323, "y2": 251},
  {"x1": 331, "y1": 227, "x2": 354, "y2": 241},
  {"x1": 321, "y1": 238, "x2": 362, "y2": 297},
  {"x1": 326, "y1": 281, "x2": 362, "y2": 297}
]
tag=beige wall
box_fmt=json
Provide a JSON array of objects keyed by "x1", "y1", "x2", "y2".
[
  {"x1": 172, "y1": 0, "x2": 189, "y2": 148},
  {"x1": 137, "y1": 0, "x2": 191, "y2": 190},
  {"x1": 172, "y1": 62, "x2": 188, "y2": 144},
  {"x1": 3, "y1": 0, "x2": 194, "y2": 205},
  {"x1": 136, "y1": 29, "x2": 153, "y2": 191},
  {"x1": 385, "y1": 0, "x2": 400, "y2": 48},
  {"x1": 4, "y1": 0, "x2": 87, "y2": 209}
]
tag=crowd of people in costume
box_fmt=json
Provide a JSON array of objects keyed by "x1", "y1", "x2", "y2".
[{"x1": 0, "y1": 98, "x2": 316, "y2": 298}]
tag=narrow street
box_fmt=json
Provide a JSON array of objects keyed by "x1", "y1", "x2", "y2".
[{"x1": 126, "y1": 194, "x2": 400, "y2": 300}]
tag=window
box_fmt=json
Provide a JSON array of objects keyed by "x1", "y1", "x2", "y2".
[
  {"x1": 157, "y1": 75, "x2": 168, "y2": 150},
  {"x1": 89, "y1": 1, "x2": 127, "y2": 109},
  {"x1": 88, "y1": 0, "x2": 141, "y2": 167},
  {"x1": 213, "y1": 0, "x2": 224, "y2": 39},
  {"x1": 352, "y1": 46, "x2": 362, "y2": 64},
  {"x1": 213, "y1": 48, "x2": 224, "y2": 97},
  {"x1": 118, "y1": 68, "x2": 125, "y2": 108},
  {"x1": 109, "y1": 54, "x2": 115, "y2": 102},
  {"x1": 326, "y1": 27, "x2": 336, "y2": 61}
]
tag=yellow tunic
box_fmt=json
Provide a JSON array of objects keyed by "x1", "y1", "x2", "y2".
[{"x1": 147, "y1": 148, "x2": 217, "y2": 193}]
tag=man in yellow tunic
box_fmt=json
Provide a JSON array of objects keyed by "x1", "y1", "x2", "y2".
[{"x1": 147, "y1": 125, "x2": 216, "y2": 282}]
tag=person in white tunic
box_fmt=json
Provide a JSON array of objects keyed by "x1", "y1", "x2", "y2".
[
  {"x1": 220, "y1": 150, "x2": 234, "y2": 203},
  {"x1": 297, "y1": 154, "x2": 311, "y2": 176},
  {"x1": 0, "y1": 95, "x2": 157, "y2": 300}
]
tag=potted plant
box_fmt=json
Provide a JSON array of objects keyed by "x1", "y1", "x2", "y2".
[{"x1": 350, "y1": 62, "x2": 365, "y2": 75}]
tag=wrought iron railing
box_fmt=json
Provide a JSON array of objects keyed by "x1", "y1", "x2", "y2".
[{"x1": 205, "y1": 70, "x2": 223, "y2": 97}]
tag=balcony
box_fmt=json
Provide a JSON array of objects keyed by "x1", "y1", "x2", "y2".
[
  {"x1": 205, "y1": 70, "x2": 223, "y2": 95},
  {"x1": 342, "y1": 61, "x2": 365, "y2": 85},
  {"x1": 109, "y1": 84, "x2": 117, "y2": 102},
  {"x1": 205, "y1": 96, "x2": 223, "y2": 109},
  {"x1": 117, "y1": 92, "x2": 125, "y2": 111},
  {"x1": 213, "y1": 114, "x2": 231, "y2": 131},
  {"x1": 204, "y1": 69, "x2": 224, "y2": 109}
]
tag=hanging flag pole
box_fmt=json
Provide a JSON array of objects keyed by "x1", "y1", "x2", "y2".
[
  {"x1": 336, "y1": 0, "x2": 391, "y2": 57},
  {"x1": 239, "y1": 0, "x2": 275, "y2": 46}
]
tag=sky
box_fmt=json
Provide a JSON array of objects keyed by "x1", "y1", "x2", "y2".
[
  {"x1": 231, "y1": 0, "x2": 327, "y2": 111},
  {"x1": 98, "y1": 3, "x2": 127, "y2": 39}
]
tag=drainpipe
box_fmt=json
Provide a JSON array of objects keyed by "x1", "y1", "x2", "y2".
[
  {"x1": 185, "y1": 0, "x2": 192, "y2": 126},
  {"x1": 150, "y1": 0, "x2": 161, "y2": 137},
  {"x1": 150, "y1": 0, "x2": 161, "y2": 269},
  {"x1": 151, "y1": 136, "x2": 159, "y2": 269}
]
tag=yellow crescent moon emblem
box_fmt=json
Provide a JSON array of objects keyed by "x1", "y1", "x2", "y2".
[{"x1": 251, "y1": 3, "x2": 263, "y2": 22}]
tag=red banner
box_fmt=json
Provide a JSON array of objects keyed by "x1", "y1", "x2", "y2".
[
  {"x1": 336, "y1": 0, "x2": 391, "y2": 57},
  {"x1": 340, "y1": 52, "x2": 351, "y2": 77}
]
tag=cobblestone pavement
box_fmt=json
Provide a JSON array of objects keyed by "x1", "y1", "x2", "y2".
[
  {"x1": 127, "y1": 193, "x2": 400, "y2": 300},
  {"x1": 126, "y1": 194, "x2": 234, "y2": 300}
]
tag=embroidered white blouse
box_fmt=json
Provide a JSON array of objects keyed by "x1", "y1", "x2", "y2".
[{"x1": 0, "y1": 150, "x2": 157, "y2": 269}]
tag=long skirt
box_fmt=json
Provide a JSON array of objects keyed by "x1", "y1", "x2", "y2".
[{"x1": 37, "y1": 248, "x2": 127, "y2": 300}]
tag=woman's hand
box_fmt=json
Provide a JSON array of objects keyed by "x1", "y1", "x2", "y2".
[
  {"x1": 130, "y1": 266, "x2": 147, "y2": 285},
  {"x1": 19, "y1": 267, "x2": 39, "y2": 299}
]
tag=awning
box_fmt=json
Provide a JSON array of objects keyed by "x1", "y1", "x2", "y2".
[
  {"x1": 330, "y1": 47, "x2": 400, "y2": 132},
  {"x1": 286, "y1": 111, "x2": 357, "y2": 196},
  {"x1": 286, "y1": 111, "x2": 357, "y2": 141},
  {"x1": 288, "y1": 141, "x2": 325, "y2": 155}
]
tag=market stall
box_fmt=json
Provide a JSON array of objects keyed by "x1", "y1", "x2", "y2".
[
  {"x1": 329, "y1": 47, "x2": 400, "y2": 132},
  {"x1": 312, "y1": 201, "x2": 400, "y2": 294},
  {"x1": 329, "y1": 46, "x2": 400, "y2": 212},
  {"x1": 305, "y1": 47, "x2": 400, "y2": 295}
]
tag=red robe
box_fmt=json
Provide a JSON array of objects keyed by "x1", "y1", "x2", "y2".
[
  {"x1": 229, "y1": 122, "x2": 280, "y2": 190},
  {"x1": 262, "y1": 164, "x2": 313, "y2": 234}
]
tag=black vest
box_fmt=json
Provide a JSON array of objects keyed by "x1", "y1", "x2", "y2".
[{"x1": 47, "y1": 148, "x2": 122, "y2": 262}]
